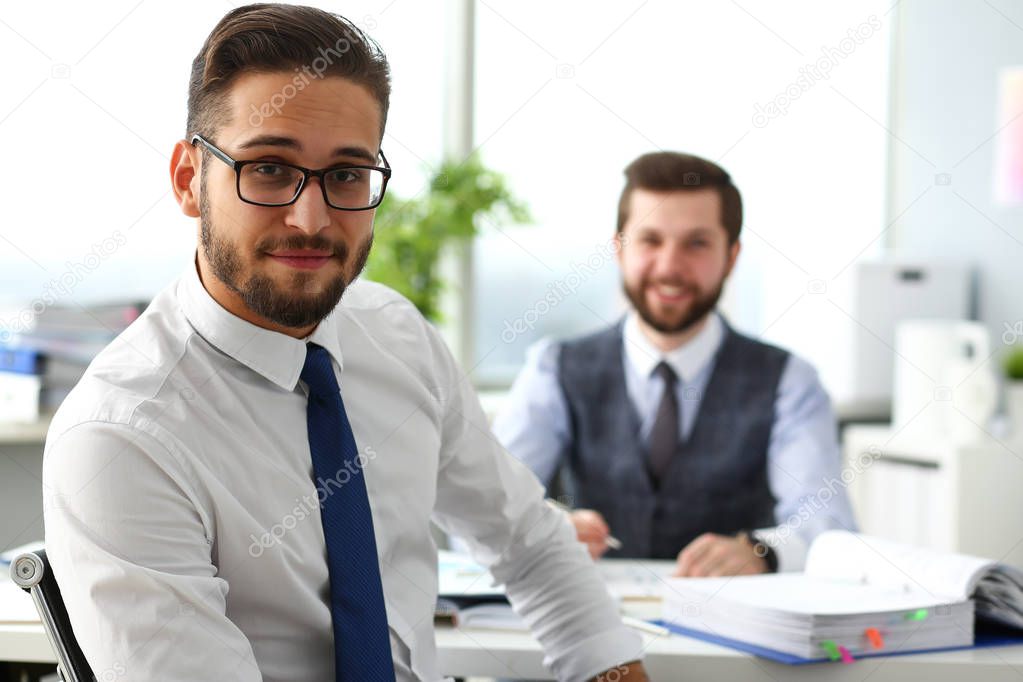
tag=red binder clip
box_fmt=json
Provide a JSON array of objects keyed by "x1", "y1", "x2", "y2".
[{"x1": 865, "y1": 627, "x2": 884, "y2": 649}]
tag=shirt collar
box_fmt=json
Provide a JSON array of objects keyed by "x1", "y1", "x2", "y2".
[
  {"x1": 178, "y1": 255, "x2": 344, "y2": 391},
  {"x1": 622, "y1": 310, "x2": 724, "y2": 383}
]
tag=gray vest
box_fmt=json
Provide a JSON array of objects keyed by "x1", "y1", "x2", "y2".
[{"x1": 555, "y1": 320, "x2": 789, "y2": 559}]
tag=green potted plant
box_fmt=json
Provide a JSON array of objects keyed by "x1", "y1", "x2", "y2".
[
  {"x1": 1004, "y1": 345, "x2": 1023, "y2": 432},
  {"x1": 364, "y1": 154, "x2": 530, "y2": 321}
]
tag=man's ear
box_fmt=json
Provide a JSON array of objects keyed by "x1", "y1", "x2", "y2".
[
  {"x1": 614, "y1": 229, "x2": 626, "y2": 266},
  {"x1": 724, "y1": 239, "x2": 741, "y2": 276},
  {"x1": 170, "y1": 140, "x2": 201, "y2": 218}
]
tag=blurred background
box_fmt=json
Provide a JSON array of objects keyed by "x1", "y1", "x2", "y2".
[
  {"x1": 1, "y1": 0, "x2": 1023, "y2": 600},
  {"x1": 5, "y1": 1, "x2": 1023, "y2": 679}
]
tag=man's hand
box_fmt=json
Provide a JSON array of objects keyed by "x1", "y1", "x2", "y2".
[
  {"x1": 590, "y1": 660, "x2": 649, "y2": 681},
  {"x1": 569, "y1": 509, "x2": 612, "y2": 559},
  {"x1": 673, "y1": 532, "x2": 768, "y2": 577}
]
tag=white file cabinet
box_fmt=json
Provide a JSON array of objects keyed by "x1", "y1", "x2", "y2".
[{"x1": 843, "y1": 424, "x2": 1023, "y2": 568}]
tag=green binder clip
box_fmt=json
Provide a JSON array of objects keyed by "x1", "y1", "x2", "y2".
[{"x1": 820, "y1": 640, "x2": 841, "y2": 661}]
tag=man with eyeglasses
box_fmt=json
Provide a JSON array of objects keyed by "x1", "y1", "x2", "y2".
[{"x1": 41, "y1": 4, "x2": 648, "y2": 681}]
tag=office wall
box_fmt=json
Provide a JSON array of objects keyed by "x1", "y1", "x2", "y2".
[
  {"x1": 889, "y1": 0, "x2": 1023, "y2": 361},
  {"x1": 0, "y1": 444, "x2": 44, "y2": 553}
]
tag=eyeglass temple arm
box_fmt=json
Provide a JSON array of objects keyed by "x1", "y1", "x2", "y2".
[{"x1": 189, "y1": 134, "x2": 237, "y2": 169}]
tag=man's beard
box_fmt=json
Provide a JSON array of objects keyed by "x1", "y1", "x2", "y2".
[
  {"x1": 622, "y1": 277, "x2": 724, "y2": 335},
  {"x1": 199, "y1": 182, "x2": 372, "y2": 330}
]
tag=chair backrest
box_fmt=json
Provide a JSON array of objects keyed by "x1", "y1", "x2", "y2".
[{"x1": 10, "y1": 549, "x2": 95, "y2": 682}]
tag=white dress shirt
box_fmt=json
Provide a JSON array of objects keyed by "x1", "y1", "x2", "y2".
[
  {"x1": 493, "y1": 312, "x2": 857, "y2": 572},
  {"x1": 42, "y1": 259, "x2": 642, "y2": 682}
]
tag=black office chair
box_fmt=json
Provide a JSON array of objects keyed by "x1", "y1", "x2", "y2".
[{"x1": 10, "y1": 549, "x2": 95, "y2": 682}]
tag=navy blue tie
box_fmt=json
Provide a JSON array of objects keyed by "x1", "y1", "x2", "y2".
[{"x1": 301, "y1": 343, "x2": 395, "y2": 681}]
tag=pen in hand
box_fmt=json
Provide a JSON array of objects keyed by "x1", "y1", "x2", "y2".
[{"x1": 547, "y1": 499, "x2": 623, "y2": 551}]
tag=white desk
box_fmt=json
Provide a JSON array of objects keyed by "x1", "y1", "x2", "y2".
[
  {"x1": 0, "y1": 622, "x2": 51, "y2": 664},
  {"x1": 6, "y1": 575, "x2": 1023, "y2": 682},
  {"x1": 435, "y1": 608, "x2": 1023, "y2": 680}
]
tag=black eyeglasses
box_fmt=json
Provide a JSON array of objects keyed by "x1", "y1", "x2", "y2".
[{"x1": 190, "y1": 134, "x2": 391, "y2": 211}]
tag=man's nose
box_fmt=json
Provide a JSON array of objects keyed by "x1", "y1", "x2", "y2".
[
  {"x1": 285, "y1": 178, "x2": 331, "y2": 235},
  {"x1": 653, "y1": 242, "x2": 686, "y2": 275}
]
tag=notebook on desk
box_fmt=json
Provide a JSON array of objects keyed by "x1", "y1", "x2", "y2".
[
  {"x1": 435, "y1": 552, "x2": 669, "y2": 631},
  {"x1": 435, "y1": 550, "x2": 525, "y2": 629},
  {"x1": 661, "y1": 530, "x2": 1023, "y2": 663}
]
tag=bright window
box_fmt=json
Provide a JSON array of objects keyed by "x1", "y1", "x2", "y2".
[{"x1": 471, "y1": 1, "x2": 891, "y2": 402}]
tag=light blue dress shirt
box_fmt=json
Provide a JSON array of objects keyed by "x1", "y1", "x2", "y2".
[{"x1": 492, "y1": 311, "x2": 857, "y2": 571}]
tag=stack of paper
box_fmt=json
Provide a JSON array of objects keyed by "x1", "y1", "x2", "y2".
[
  {"x1": 661, "y1": 531, "x2": 1010, "y2": 660},
  {"x1": 663, "y1": 573, "x2": 973, "y2": 659}
]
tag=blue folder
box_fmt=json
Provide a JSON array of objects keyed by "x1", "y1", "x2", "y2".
[
  {"x1": 0, "y1": 346, "x2": 43, "y2": 375},
  {"x1": 650, "y1": 617, "x2": 1023, "y2": 665}
]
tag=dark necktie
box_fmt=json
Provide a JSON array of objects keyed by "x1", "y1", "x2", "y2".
[
  {"x1": 647, "y1": 361, "x2": 679, "y2": 486},
  {"x1": 301, "y1": 343, "x2": 395, "y2": 682}
]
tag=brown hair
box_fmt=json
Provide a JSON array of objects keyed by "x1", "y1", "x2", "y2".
[
  {"x1": 616, "y1": 152, "x2": 743, "y2": 243},
  {"x1": 186, "y1": 3, "x2": 391, "y2": 139}
]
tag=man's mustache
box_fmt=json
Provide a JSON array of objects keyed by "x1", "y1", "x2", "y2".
[{"x1": 256, "y1": 236, "x2": 349, "y2": 259}]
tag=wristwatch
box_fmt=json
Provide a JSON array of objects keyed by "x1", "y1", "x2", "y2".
[{"x1": 737, "y1": 530, "x2": 778, "y2": 573}]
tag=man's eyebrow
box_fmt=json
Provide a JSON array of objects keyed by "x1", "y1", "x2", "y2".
[
  {"x1": 636, "y1": 225, "x2": 717, "y2": 235},
  {"x1": 235, "y1": 135, "x2": 378, "y2": 162}
]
